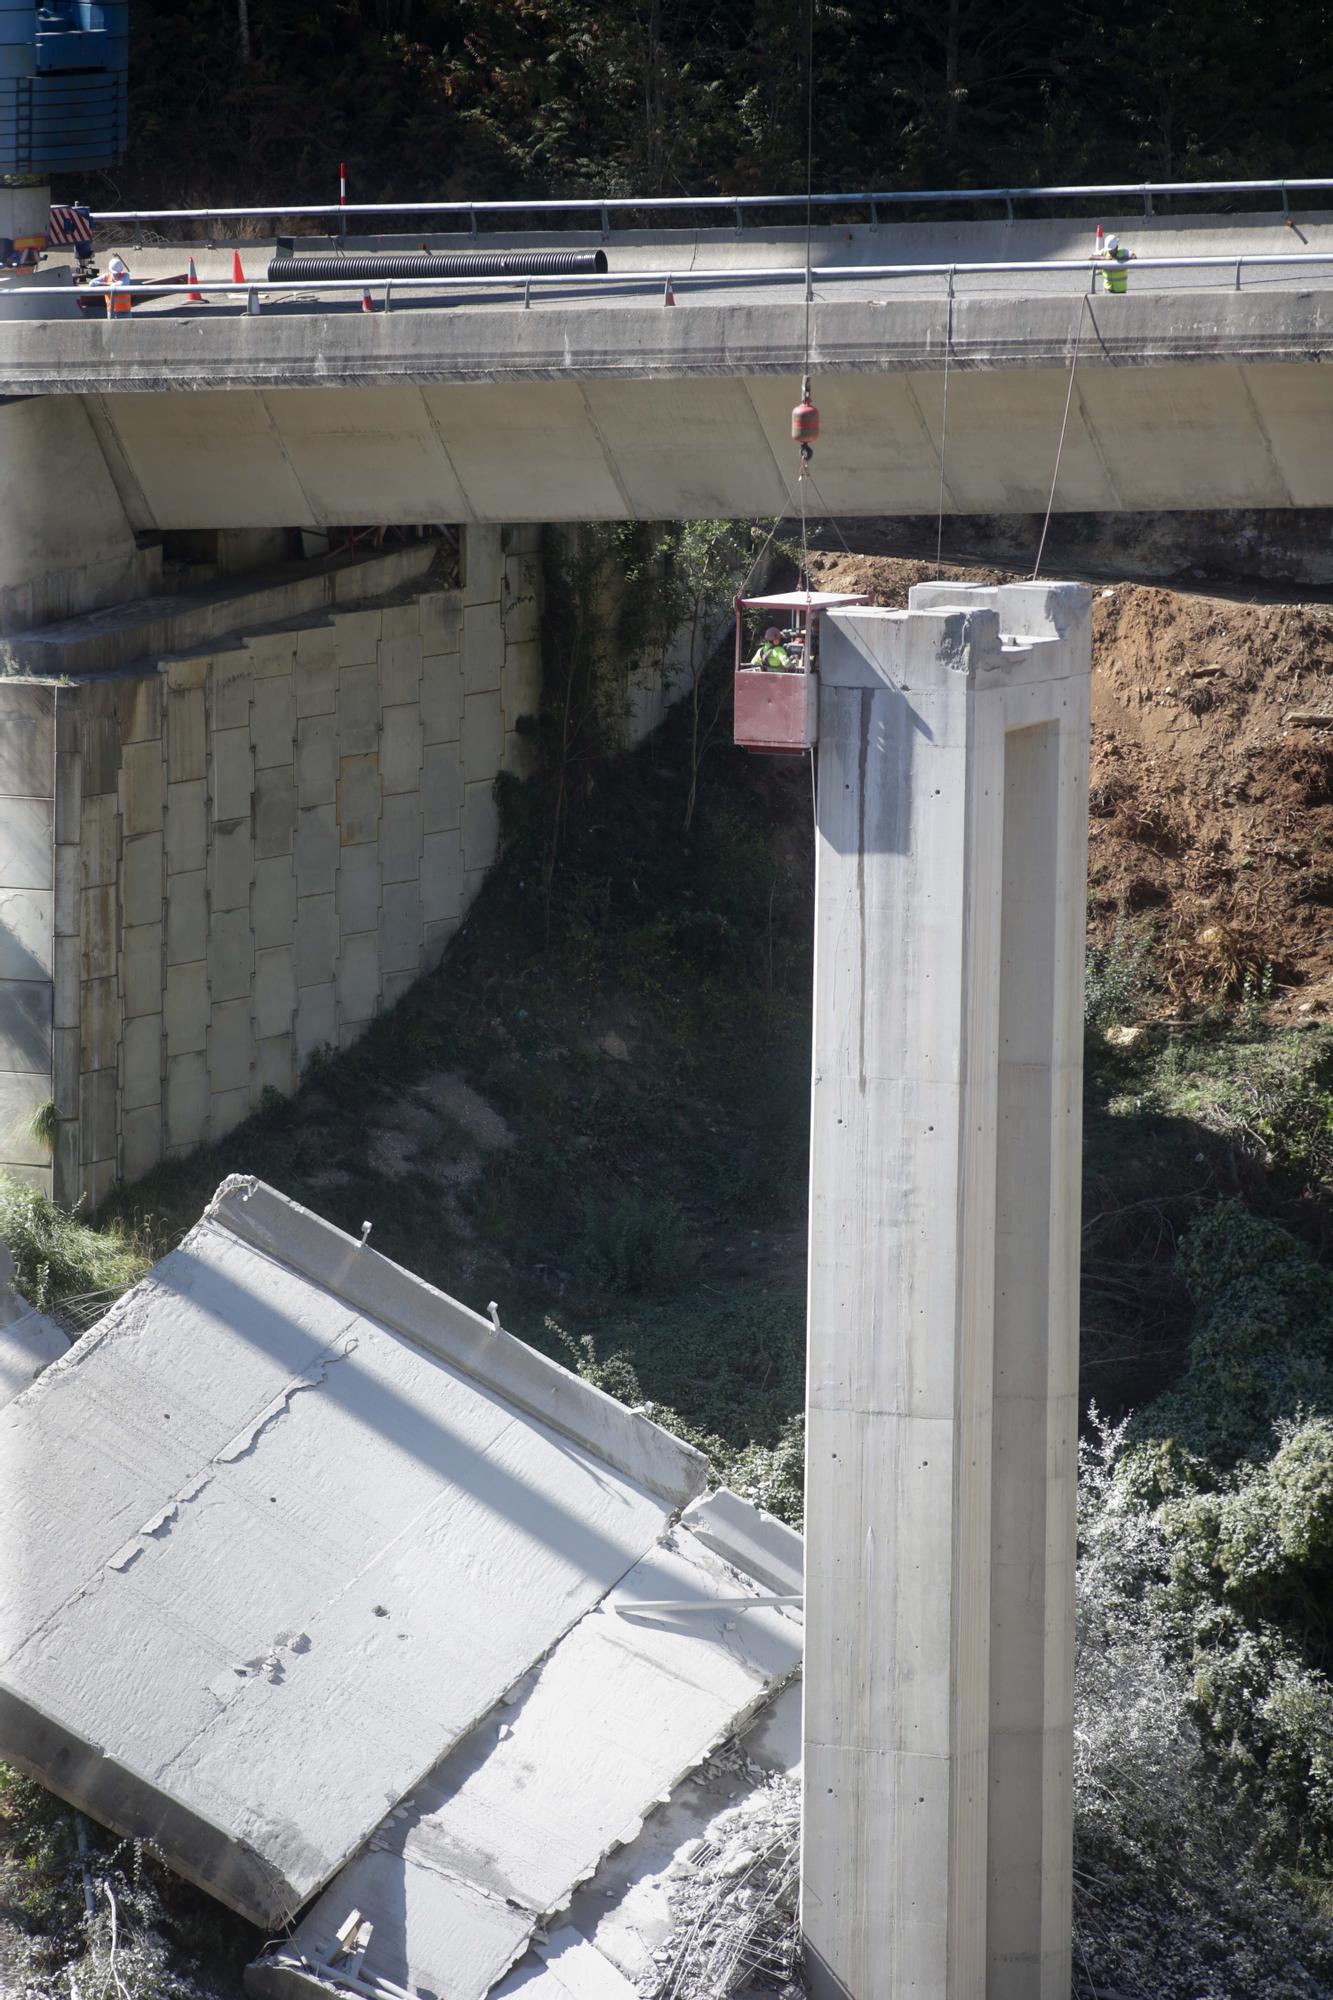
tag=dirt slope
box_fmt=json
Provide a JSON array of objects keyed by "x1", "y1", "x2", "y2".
[{"x1": 807, "y1": 551, "x2": 1333, "y2": 1014}]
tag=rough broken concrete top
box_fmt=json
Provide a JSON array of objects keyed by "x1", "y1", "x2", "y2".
[
  {"x1": 248, "y1": 1490, "x2": 803, "y2": 2000},
  {"x1": 0, "y1": 1178, "x2": 708, "y2": 1928}
]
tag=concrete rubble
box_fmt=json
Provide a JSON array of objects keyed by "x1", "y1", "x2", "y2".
[{"x1": 0, "y1": 1176, "x2": 804, "y2": 2000}]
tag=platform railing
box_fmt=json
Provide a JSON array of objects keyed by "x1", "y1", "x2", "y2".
[{"x1": 84, "y1": 174, "x2": 1333, "y2": 245}]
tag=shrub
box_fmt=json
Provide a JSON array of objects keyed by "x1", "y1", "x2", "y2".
[
  {"x1": 1074, "y1": 1418, "x2": 1333, "y2": 1994},
  {"x1": 1133, "y1": 1202, "x2": 1333, "y2": 1465},
  {"x1": 1086, "y1": 916, "x2": 1157, "y2": 1031},
  {"x1": 573, "y1": 1192, "x2": 699, "y2": 1298}
]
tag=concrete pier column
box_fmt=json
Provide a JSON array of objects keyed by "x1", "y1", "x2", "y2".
[{"x1": 800, "y1": 583, "x2": 1091, "y2": 2000}]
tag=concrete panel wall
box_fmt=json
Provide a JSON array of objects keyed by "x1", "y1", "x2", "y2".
[
  {"x1": 0, "y1": 397, "x2": 156, "y2": 633},
  {"x1": 0, "y1": 685, "x2": 56, "y2": 1194},
  {"x1": 34, "y1": 527, "x2": 541, "y2": 1208}
]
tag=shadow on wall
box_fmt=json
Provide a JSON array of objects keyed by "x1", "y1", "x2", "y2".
[{"x1": 0, "y1": 909, "x2": 53, "y2": 1175}]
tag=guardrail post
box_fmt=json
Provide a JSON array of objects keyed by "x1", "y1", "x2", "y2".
[
  {"x1": 385, "y1": 280, "x2": 394, "y2": 313},
  {"x1": 133, "y1": 216, "x2": 142, "y2": 250},
  {"x1": 523, "y1": 276, "x2": 531, "y2": 309},
  {"x1": 600, "y1": 203, "x2": 611, "y2": 240},
  {"x1": 1235, "y1": 257, "x2": 1243, "y2": 290},
  {"x1": 869, "y1": 199, "x2": 879, "y2": 234},
  {"x1": 735, "y1": 200, "x2": 744, "y2": 235},
  {"x1": 246, "y1": 286, "x2": 260, "y2": 314},
  {"x1": 1143, "y1": 186, "x2": 1154, "y2": 216},
  {"x1": 468, "y1": 205, "x2": 477, "y2": 239},
  {"x1": 1282, "y1": 180, "x2": 1290, "y2": 222},
  {"x1": 1005, "y1": 195, "x2": 1014, "y2": 223},
  {"x1": 205, "y1": 214, "x2": 215, "y2": 249}
]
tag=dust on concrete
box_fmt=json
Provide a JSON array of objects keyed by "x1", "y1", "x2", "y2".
[{"x1": 809, "y1": 549, "x2": 1333, "y2": 1016}]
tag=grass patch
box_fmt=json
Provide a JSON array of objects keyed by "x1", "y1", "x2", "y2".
[{"x1": 0, "y1": 1174, "x2": 148, "y2": 1315}]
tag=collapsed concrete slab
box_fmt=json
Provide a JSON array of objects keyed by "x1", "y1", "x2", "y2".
[
  {"x1": 0, "y1": 1176, "x2": 708, "y2": 1929},
  {"x1": 247, "y1": 1489, "x2": 803, "y2": 2000}
]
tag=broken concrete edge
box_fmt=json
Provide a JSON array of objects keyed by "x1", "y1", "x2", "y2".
[
  {"x1": 244, "y1": 1500, "x2": 804, "y2": 2000},
  {"x1": 247, "y1": 1667, "x2": 804, "y2": 2000},
  {"x1": 0, "y1": 1683, "x2": 292, "y2": 1928},
  {"x1": 206, "y1": 1177, "x2": 710, "y2": 1509},
  {"x1": 680, "y1": 1488, "x2": 803, "y2": 1599}
]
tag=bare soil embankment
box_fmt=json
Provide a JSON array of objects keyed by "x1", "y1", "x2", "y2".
[{"x1": 808, "y1": 551, "x2": 1333, "y2": 1014}]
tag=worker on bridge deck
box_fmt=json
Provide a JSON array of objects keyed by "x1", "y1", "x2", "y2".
[
  {"x1": 100, "y1": 253, "x2": 132, "y2": 316},
  {"x1": 1097, "y1": 233, "x2": 1136, "y2": 294}
]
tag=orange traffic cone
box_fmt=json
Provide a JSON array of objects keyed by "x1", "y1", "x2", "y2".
[
  {"x1": 186, "y1": 256, "x2": 203, "y2": 304},
  {"x1": 1094, "y1": 223, "x2": 1104, "y2": 252},
  {"x1": 361, "y1": 286, "x2": 375, "y2": 313},
  {"x1": 663, "y1": 276, "x2": 675, "y2": 306},
  {"x1": 232, "y1": 249, "x2": 246, "y2": 285}
]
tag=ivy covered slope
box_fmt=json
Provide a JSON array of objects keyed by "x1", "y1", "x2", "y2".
[{"x1": 116, "y1": 0, "x2": 1332, "y2": 211}]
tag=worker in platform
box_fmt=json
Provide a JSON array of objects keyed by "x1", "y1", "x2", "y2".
[
  {"x1": 750, "y1": 626, "x2": 794, "y2": 671},
  {"x1": 1097, "y1": 234, "x2": 1136, "y2": 294}
]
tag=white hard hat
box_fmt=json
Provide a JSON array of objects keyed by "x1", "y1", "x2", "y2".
[
  {"x1": 108, "y1": 254, "x2": 128, "y2": 276},
  {"x1": 1105, "y1": 235, "x2": 1119, "y2": 252}
]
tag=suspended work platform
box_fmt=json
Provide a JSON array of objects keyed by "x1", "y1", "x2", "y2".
[{"x1": 733, "y1": 590, "x2": 868, "y2": 753}]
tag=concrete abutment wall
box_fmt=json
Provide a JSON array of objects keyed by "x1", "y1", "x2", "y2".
[{"x1": 0, "y1": 530, "x2": 542, "y2": 1205}]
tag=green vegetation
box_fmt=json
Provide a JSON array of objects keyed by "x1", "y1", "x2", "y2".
[
  {"x1": 25, "y1": 1100, "x2": 58, "y2": 1159},
  {"x1": 0, "y1": 1767, "x2": 253, "y2": 1996},
  {"x1": 119, "y1": 1, "x2": 1333, "y2": 213},
  {"x1": 0, "y1": 1175, "x2": 148, "y2": 1315},
  {"x1": 1084, "y1": 913, "x2": 1157, "y2": 1031}
]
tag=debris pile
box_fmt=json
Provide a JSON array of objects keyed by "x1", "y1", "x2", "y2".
[{"x1": 650, "y1": 1776, "x2": 803, "y2": 2000}]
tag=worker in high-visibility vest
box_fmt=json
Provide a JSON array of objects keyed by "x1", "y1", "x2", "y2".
[
  {"x1": 104, "y1": 253, "x2": 132, "y2": 316},
  {"x1": 750, "y1": 626, "x2": 794, "y2": 671},
  {"x1": 1097, "y1": 234, "x2": 1136, "y2": 294}
]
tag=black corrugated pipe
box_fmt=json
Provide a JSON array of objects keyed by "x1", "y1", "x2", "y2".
[{"x1": 266, "y1": 249, "x2": 609, "y2": 281}]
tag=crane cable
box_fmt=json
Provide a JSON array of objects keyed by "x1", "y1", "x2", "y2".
[
  {"x1": 934, "y1": 283, "x2": 953, "y2": 578},
  {"x1": 797, "y1": 0, "x2": 816, "y2": 589},
  {"x1": 1032, "y1": 292, "x2": 1089, "y2": 580}
]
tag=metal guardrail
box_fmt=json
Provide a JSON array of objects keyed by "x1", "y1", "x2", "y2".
[
  {"x1": 86, "y1": 175, "x2": 1333, "y2": 243},
  {"x1": 21, "y1": 249, "x2": 1333, "y2": 313}
]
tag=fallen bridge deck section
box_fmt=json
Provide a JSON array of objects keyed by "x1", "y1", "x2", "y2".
[{"x1": 0, "y1": 1177, "x2": 708, "y2": 1928}]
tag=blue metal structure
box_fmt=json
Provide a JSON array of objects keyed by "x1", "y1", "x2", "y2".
[{"x1": 0, "y1": 2, "x2": 127, "y2": 180}]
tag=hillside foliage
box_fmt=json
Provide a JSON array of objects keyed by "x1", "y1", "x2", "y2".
[{"x1": 111, "y1": 0, "x2": 1332, "y2": 210}]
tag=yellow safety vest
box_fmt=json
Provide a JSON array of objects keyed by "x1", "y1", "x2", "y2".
[{"x1": 1102, "y1": 249, "x2": 1129, "y2": 294}]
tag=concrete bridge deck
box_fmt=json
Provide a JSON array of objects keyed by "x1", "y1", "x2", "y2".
[{"x1": 6, "y1": 209, "x2": 1333, "y2": 529}]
